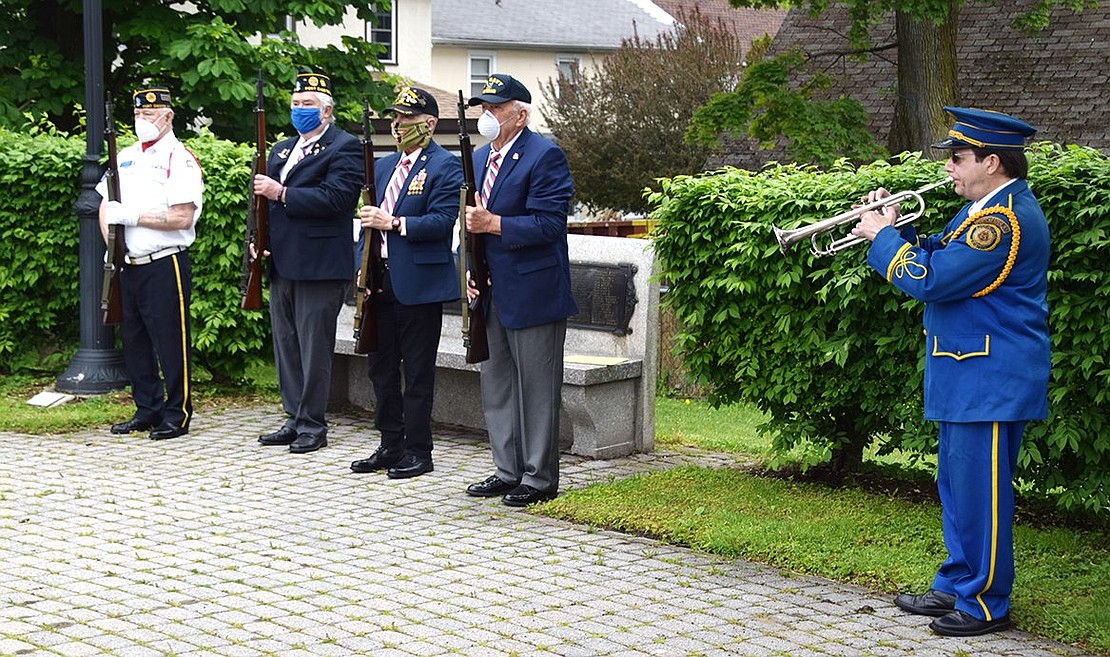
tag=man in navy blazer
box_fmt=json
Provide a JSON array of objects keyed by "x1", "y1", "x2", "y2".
[
  {"x1": 251, "y1": 69, "x2": 363, "y2": 454},
  {"x1": 463, "y1": 74, "x2": 577, "y2": 507},
  {"x1": 350, "y1": 87, "x2": 463, "y2": 479}
]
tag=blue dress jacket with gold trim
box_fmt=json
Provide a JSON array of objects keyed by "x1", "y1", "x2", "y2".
[{"x1": 865, "y1": 178, "x2": 1050, "y2": 422}]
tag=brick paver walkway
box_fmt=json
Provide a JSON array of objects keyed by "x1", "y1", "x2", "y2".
[{"x1": 0, "y1": 406, "x2": 1095, "y2": 656}]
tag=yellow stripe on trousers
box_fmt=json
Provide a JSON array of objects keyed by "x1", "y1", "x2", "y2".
[
  {"x1": 171, "y1": 254, "x2": 191, "y2": 427},
  {"x1": 975, "y1": 421, "x2": 1000, "y2": 621}
]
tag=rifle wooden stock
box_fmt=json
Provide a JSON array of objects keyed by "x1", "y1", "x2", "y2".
[
  {"x1": 457, "y1": 91, "x2": 490, "y2": 364},
  {"x1": 353, "y1": 103, "x2": 380, "y2": 354},
  {"x1": 240, "y1": 72, "x2": 268, "y2": 311},
  {"x1": 101, "y1": 93, "x2": 125, "y2": 326}
]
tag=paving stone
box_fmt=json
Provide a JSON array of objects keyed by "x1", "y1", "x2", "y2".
[{"x1": 0, "y1": 406, "x2": 1096, "y2": 657}]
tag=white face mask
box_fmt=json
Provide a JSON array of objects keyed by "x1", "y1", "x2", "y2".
[
  {"x1": 477, "y1": 110, "x2": 507, "y2": 139},
  {"x1": 134, "y1": 117, "x2": 162, "y2": 143}
]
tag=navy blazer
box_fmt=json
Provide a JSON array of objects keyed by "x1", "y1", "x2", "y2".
[
  {"x1": 376, "y1": 141, "x2": 463, "y2": 305},
  {"x1": 266, "y1": 125, "x2": 363, "y2": 281},
  {"x1": 867, "y1": 179, "x2": 1050, "y2": 422},
  {"x1": 472, "y1": 128, "x2": 577, "y2": 330}
]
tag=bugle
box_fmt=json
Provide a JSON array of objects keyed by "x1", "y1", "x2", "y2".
[{"x1": 773, "y1": 177, "x2": 952, "y2": 257}]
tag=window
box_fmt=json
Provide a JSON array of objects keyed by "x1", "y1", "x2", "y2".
[
  {"x1": 366, "y1": 7, "x2": 396, "y2": 64},
  {"x1": 555, "y1": 55, "x2": 582, "y2": 83},
  {"x1": 269, "y1": 15, "x2": 296, "y2": 38},
  {"x1": 469, "y1": 52, "x2": 496, "y2": 98}
]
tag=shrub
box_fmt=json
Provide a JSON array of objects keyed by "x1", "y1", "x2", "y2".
[
  {"x1": 648, "y1": 144, "x2": 1110, "y2": 513},
  {"x1": 0, "y1": 126, "x2": 271, "y2": 382}
]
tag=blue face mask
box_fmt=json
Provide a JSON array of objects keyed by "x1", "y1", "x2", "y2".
[{"x1": 291, "y1": 106, "x2": 323, "y2": 134}]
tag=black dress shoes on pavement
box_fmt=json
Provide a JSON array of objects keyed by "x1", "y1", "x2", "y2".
[
  {"x1": 110, "y1": 417, "x2": 159, "y2": 434},
  {"x1": 386, "y1": 455, "x2": 434, "y2": 479},
  {"x1": 502, "y1": 484, "x2": 558, "y2": 507},
  {"x1": 466, "y1": 475, "x2": 520, "y2": 498},
  {"x1": 149, "y1": 424, "x2": 188, "y2": 440},
  {"x1": 929, "y1": 610, "x2": 1012, "y2": 637},
  {"x1": 288, "y1": 433, "x2": 327, "y2": 454},
  {"x1": 351, "y1": 447, "x2": 403, "y2": 473},
  {"x1": 258, "y1": 426, "x2": 296, "y2": 445},
  {"x1": 893, "y1": 589, "x2": 957, "y2": 617}
]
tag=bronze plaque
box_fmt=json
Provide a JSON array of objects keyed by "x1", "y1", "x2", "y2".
[
  {"x1": 444, "y1": 259, "x2": 638, "y2": 335},
  {"x1": 567, "y1": 261, "x2": 638, "y2": 335}
]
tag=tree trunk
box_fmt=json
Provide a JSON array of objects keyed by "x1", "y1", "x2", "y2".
[{"x1": 887, "y1": 6, "x2": 961, "y2": 158}]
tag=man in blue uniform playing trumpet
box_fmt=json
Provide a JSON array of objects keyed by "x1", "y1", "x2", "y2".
[{"x1": 851, "y1": 107, "x2": 1050, "y2": 637}]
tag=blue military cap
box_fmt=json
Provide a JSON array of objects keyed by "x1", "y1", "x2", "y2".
[
  {"x1": 932, "y1": 106, "x2": 1036, "y2": 150},
  {"x1": 468, "y1": 74, "x2": 532, "y2": 106}
]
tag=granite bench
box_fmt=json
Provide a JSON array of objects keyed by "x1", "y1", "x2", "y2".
[{"x1": 330, "y1": 234, "x2": 658, "y2": 459}]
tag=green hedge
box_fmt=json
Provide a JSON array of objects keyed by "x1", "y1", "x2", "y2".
[
  {"x1": 0, "y1": 126, "x2": 269, "y2": 382},
  {"x1": 649, "y1": 144, "x2": 1110, "y2": 514}
]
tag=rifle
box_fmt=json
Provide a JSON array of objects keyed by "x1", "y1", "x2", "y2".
[
  {"x1": 100, "y1": 92, "x2": 125, "y2": 325},
  {"x1": 239, "y1": 71, "x2": 268, "y2": 310},
  {"x1": 353, "y1": 103, "x2": 380, "y2": 354},
  {"x1": 457, "y1": 91, "x2": 490, "y2": 364}
]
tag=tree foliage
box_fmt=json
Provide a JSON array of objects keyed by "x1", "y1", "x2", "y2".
[
  {"x1": 0, "y1": 0, "x2": 398, "y2": 141},
  {"x1": 540, "y1": 8, "x2": 746, "y2": 214},
  {"x1": 686, "y1": 48, "x2": 887, "y2": 168},
  {"x1": 649, "y1": 144, "x2": 1110, "y2": 513}
]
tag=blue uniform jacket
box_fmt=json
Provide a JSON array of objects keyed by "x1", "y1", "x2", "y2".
[
  {"x1": 866, "y1": 179, "x2": 1050, "y2": 422},
  {"x1": 472, "y1": 128, "x2": 578, "y2": 330},
  {"x1": 266, "y1": 126, "x2": 363, "y2": 281},
  {"x1": 375, "y1": 141, "x2": 463, "y2": 305}
]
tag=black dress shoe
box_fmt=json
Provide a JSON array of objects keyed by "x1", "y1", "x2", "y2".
[
  {"x1": 386, "y1": 455, "x2": 434, "y2": 479},
  {"x1": 930, "y1": 610, "x2": 1012, "y2": 637},
  {"x1": 894, "y1": 589, "x2": 956, "y2": 617},
  {"x1": 502, "y1": 484, "x2": 558, "y2": 507},
  {"x1": 111, "y1": 417, "x2": 159, "y2": 434},
  {"x1": 289, "y1": 433, "x2": 327, "y2": 454},
  {"x1": 149, "y1": 424, "x2": 188, "y2": 440},
  {"x1": 351, "y1": 447, "x2": 403, "y2": 473},
  {"x1": 466, "y1": 475, "x2": 520, "y2": 498},
  {"x1": 258, "y1": 426, "x2": 296, "y2": 445}
]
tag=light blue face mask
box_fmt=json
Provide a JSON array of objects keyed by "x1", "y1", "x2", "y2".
[{"x1": 291, "y1": 106, "x2": 322, "y2": 134}]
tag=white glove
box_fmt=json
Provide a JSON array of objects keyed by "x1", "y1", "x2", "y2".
[{"x1": 106, "y1": 200, "x2": 140, "y2": 227}]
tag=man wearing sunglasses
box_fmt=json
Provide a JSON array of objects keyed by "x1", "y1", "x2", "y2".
[{"x1": 851, "y1": 107, "x2": 1049, "y2": 637}]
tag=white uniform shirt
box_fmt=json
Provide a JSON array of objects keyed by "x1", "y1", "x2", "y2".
[{"x1": 96, "y1": 132, "x2": 203, "y2": 258}]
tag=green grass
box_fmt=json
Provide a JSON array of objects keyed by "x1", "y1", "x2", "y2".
[
  {"x1": 0, "y1": 364, "x2": 280, "y2": 434},
  {"x1": 654, "y1": 396, "x2": 770, "y2": 455},
  {"x1": 538, "y1": 396, "x2": 1110, "y2": 655}
]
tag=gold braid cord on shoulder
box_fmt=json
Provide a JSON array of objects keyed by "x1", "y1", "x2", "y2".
[{"x1": 948, "y1": 196, "x2": 1020, "y2": 297}]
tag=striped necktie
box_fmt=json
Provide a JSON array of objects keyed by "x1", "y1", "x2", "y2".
[
  {"x1": 382, "y1": 157, "x2": 411, "y2": 215},
  {"x1": 480, "y1": 151, "x2": 501, "y2": 207}
]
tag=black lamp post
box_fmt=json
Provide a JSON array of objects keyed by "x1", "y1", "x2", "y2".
[{"x1": 55, "y1": 0, "x2": 128, "y2": 394}]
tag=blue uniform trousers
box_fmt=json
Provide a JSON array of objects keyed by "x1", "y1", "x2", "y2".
[{"x1": 932, "y1": 421, "x2": 1024, "y2": 621}]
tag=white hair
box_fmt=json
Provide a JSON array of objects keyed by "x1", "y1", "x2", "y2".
[
  {"x1": 316, "y1": 92, "x2": 336, "y2": 124},
  {"x1": 514, "y1": 100, "x2": 532, "y2": 126}
]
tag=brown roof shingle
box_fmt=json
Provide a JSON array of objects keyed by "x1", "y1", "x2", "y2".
[{"x1": 713, "y1": 0, "x2": 1110, "y2": 170}]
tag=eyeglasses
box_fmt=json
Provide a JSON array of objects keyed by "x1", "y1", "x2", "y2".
[{"x1": 949, "y1": 151, "x2": 969, "y2": 163}]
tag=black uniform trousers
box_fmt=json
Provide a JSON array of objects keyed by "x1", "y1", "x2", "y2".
[
  {"x1": 367, "y1": 268, "x2": 443, "y2": 458},
  {"x1": 119, "y1": 251, "x2": 193, "y2": 430}
]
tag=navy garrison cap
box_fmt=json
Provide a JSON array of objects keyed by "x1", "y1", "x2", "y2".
[
  {"x1": 293, "y1": 68, "x2": 332, "y2": 96},
  {"x1": 931, "y1": 106, "x2": 1036, "y2": 150},
  {"x1": 133, "y1": 86, "x2": 172, "y2": 109}
]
